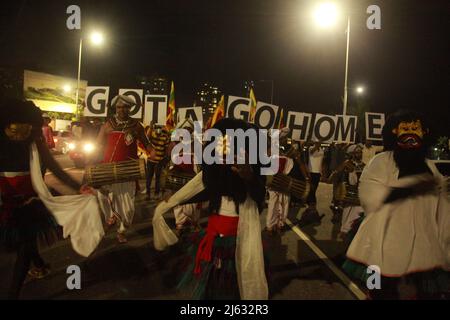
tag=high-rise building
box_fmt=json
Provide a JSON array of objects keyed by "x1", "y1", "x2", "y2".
[
  {"x1": 137, "y1": 75, "x2": 169, "y2": 95},
  {"x1": 194, "y1": 83, "x2": 222, "y2": 120}
]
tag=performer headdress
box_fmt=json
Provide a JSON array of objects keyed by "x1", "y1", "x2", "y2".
[{"x1": 111, "y1": 95, "x2": 136, "y2": 108}]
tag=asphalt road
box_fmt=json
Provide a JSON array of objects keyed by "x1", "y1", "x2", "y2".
[{"x1": 0, "y1": 154, "x2": 364, "y2": 300}]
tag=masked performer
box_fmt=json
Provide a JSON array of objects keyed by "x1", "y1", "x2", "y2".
[
  {"x1": 152, "y1": 118, "x2": 268, "y2": 299},
  {"x1": 0, "y1": 98, "x2": 105, "y2": 299},
  {"x1": 96, "y1": 95, "x2": 150, "y2": 243},
  {"x1": 344, "y1": 110, "x2": 449, "y2": 299}
]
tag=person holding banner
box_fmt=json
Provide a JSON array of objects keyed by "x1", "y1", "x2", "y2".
[
  {"x1": 344, "y1": 110, "x2": 449, "y2": 299},
  {"x1": 145, "y1": 124, "x2": 171, "y2": 201},
  {"x1": 299, "y1": 140, "x2": 325, "y2": 224},
  {"x1": 95, "y1": 94, "x2": 150, "y2": 243},
  {"x1": 285, "y1": 140, "x2": 311, "y2": 208}
]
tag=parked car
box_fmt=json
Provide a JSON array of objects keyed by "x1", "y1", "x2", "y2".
[
  {"x1": 53, "y1": 130, "x2": 74, "y2": 154},
  {"x1": 68, "y1": 140, "x2": 98, "y2": 168}
]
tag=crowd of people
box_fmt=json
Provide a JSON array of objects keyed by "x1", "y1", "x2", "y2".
[{"x1": 0, "y1": 96, "x2": 448, "y2": 300}]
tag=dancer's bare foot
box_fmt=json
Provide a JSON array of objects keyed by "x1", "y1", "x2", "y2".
[{"x1": 27, "y1": 264, "x2": 51, "y2": 280}]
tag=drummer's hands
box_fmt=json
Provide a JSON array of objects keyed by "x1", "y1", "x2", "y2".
[{"x1": 80, "y1": 184, "x2": 96, "y2": 195}]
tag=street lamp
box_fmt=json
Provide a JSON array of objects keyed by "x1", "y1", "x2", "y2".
[
  {"x1": 313, "y1": 2, "x2": 350, "y2": 115},
  {"x1": 90, "y1": 32, "x2": 104, "y2": 45},
  {"x1": 356, "y1": 86, "x2": 364, "y2": 95},
  {"x1": 75, "y1": 31, "x2": 105, "y2": 119},
  {"x1": 313, "y1": 2, "x2": 338, "y2": 28},
  {"x1": 63, "y1": 84, "x2": 72, "y2": 93}
]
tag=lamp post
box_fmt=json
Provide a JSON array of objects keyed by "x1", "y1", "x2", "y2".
[
  {"x1": 313, "y1": 3, "x2": 351, "y2": 115},
  {"x1": 343, "y1": 16, "x2": 350, "y2": 116},
  {"x1": 75, "y1": 31, "x2": 104, "y2": 120}
]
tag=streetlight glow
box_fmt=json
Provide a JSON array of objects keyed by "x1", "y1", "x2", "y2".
[
  {"x1": 63, "y1": 84, "x2": 72, "y2": 93},
  {"x1": 90, "y1": 32, "x2": 104, "y2": 45},
  {"x1": 313, "y1": 2, "x2": 338, "y2": 28},
  {"x1": 356, "y1": 86, "x2": 365, "y2": 94}
]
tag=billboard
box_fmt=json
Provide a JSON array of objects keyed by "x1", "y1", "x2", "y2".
[{"x1": 23, "y1": 70, "x2": 88, "y2": 114}]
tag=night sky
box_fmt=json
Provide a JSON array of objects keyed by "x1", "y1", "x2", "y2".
[{"x1": 1, "y1": 0, "x2": 449, "y2": 137}]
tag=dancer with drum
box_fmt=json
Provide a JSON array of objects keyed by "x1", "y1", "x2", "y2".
[
  {"x1": 168, "y1": 119, "x2": 202, "y2": 234},
  {"x1": 95, "y1": 95, "x2": 151, "y2": 243},
  {"x1": 328, "y1": 144, "x2": 365, "y2": 242},
  {"x1": 266, "y1": 128, "x2": 294, "y2": 235}
]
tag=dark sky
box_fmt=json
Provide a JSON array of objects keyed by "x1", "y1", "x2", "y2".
[{"x1": 1, "y1": 0, "x2": 449, "y2": 136}]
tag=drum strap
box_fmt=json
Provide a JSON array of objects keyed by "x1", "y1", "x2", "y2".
[{"x1": 108, "y1": 129, "x2": 125, "y2": 163}]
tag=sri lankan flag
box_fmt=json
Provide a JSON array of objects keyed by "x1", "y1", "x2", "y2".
[
  {"x1": 249, "y1": 87, "x2": 257, "y2": 122},
  {"x1": 207, "y1": 95, "x2": 225, "y2": 129},
  {"x1": 166, "y1": 81, "x2": 176, "y2": 130},
  {"x1": 277, "y1": 108, "x2": 284, "y2": 128}
]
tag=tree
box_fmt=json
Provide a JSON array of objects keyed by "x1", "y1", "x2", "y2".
[{"x1": 0, "y1": 67, "x2": 23, "y2": 100}]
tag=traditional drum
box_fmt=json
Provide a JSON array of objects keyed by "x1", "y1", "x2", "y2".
[
  {"x1": 165, "y1": 168, "x2": 196, "y2": 191},
  {"x1": 84, "y1": 159, "x2": 146, "y2": 187},
  {"x1": 266, "y1": 173, "x2": 310, "y2": 201},
  {"x1": 335, "y1": 183, "x2": 360, "y2": 206}
]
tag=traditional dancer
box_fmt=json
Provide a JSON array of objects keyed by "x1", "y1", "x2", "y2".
[
  {"x1": 95, "y1": 95, "x2": 150, "y2": 243},
  {"x1": 344, "y1": 110, "x2": 449, "y2": 299},
  {"x1": 153, "y1": 118, "x2": 268, "y2": 299},
  {"x1": 0, "y1": 98, "x2": 104, "y2": 299},
  {"x1": 266, "y1": 154, "x2": 294, "y2": 235}
]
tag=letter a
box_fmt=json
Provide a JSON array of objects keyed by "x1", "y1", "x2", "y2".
[
  {"x1": 66, "y1": 5, "x2": 81, "y2": 30},
  {"x1": 66, "y1": 265, "x2": 81, "y2": 290},
  {"x1": 366, "y1": 265, "x2": 381, "y2": 290},
  {"x1": 366, "y1": 5, "x2": 381, "y2": 30}
]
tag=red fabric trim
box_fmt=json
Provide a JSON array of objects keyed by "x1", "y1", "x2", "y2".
[
  {"x1": 194, "y1": 214, "x2": 239, "y2": 274},
  {"x1": 0, "y1": 175, "x2": 36, "y2": 223}
]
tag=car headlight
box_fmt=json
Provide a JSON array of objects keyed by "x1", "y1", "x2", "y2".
[
  {"x1": 68, "y1": 143, "x2": 76, "y2": 150},
  {"x1": 83, "y1": 143, "x2": 95, "y2": 153}
]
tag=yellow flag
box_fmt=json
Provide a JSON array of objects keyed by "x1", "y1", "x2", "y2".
[
  {"x1": 208, "y1": 95, "x2": 225, "y2": 128},
  {"x1": 249, "y1": 88, "x2": 257, "y2": 122}
]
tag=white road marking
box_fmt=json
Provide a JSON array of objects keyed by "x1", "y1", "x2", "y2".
[{"x1": 286, "y1": 218, "x2": 367, "y2": 300}]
